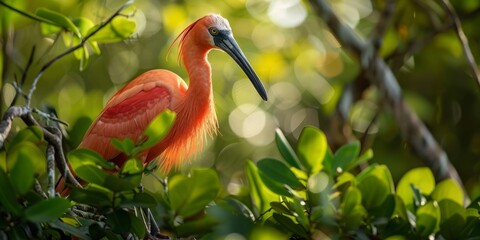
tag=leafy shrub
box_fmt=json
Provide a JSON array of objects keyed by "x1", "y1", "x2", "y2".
[{"x1": 1, "y1": 124, "x2": 479, "y2": 239}]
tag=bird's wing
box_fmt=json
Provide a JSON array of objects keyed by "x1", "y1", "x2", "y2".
[{"x1": 79, "y1": 70, "x2": 186, "y2": 161}]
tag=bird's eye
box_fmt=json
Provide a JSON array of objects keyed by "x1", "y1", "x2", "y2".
[{"x1": 209, "y1": 27, "x2": 219, "y2": 36}]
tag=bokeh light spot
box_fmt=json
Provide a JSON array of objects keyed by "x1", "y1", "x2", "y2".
[{"x1": 267, "y1": 0, "x2": 307, "y2": 28}]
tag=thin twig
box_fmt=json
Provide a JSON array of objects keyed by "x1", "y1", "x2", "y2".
[
  {"x1": 440, "y1": 0, "x2": 480, "y2": 89},
  {"x1": 9, "y1": 46, "x2": 36, "y2": 107},
  {"x1": 32, "y1": 108, "x2": 69, "y2": 126},
  {"x1": 20, "y1": 46, "x2": 35, "y2": 86},
  {"x1": 21, "y1": 114, "x2": 82, "y2": 188},
  {"x1": 25, "y1": 0, "x2": 134, "y2": 107},
  {"x1": 360, "y1": 103, "x2": 382, "y2": 154},
  {"x1": 371, "y1": 0, "x2": 395, "y2": 51},
  {"x1": 34, "y1": 179, "x2": 48, "y2": 199},
  {"x1": 0, "y1": 1, "x2": 61, "y2": 26}
]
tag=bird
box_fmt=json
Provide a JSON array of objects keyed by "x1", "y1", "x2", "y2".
[{"x1": 56, "y1": 14, "x2": 267, "y2": 194}]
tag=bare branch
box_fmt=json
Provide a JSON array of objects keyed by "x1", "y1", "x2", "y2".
[
  {"x1": 440, "y1": 0, "x2": 480, "y2": 89},
  {"x1": 371, "y1": 0, "x2": 395, "y2": 51},
  {"x1": 34, "y1": 179, "x2": 48, "y2": 199},
  {"x1": 0, "y1": 106, "x2": 30, "y2": 148},
  {"x1": 21, "y1": 114, "x2": 82, "y2": 188},
  {"x1": 47, "y1": 145, "x2": 56, "y2": 198},
  {"x1": 308, "y1": 0, "x2": 467, "y2": 202}
]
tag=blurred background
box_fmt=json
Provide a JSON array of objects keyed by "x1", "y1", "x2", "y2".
[{"x1": 1, "y1": 0, "x2": 480, "y2": 198}]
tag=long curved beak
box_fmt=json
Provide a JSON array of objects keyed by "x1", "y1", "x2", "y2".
[{"x1": 214, "y1": 31, "x2": 268, "y2": 101}]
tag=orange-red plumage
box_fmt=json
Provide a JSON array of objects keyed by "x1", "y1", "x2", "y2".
[{"x1": 56, "y1": 14, "x2": 267, "y2": 194}]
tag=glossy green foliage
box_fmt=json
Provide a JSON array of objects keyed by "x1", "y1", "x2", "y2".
[
  {"x1": 169, "y1": 168, "x2": 220, "y2": 217},
  {"x1": 0, "y1": 128, "x2": 71, "y2": 239},
  {"x1": 2, "y1": 0, "x2": 480, "y2": 239},
  {"x1": 34, "y1": 2, "x2": 135, "y2": 70},
  {"x1": 244, "y1": 127, "x2": 480, "y2": 239}
]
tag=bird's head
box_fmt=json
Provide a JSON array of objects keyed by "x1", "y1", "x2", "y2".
[{"x1": 172, "y1": 14, "x2": 268, "y2": 101}]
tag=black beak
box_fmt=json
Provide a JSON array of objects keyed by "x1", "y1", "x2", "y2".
[{"x1": 214, "y1": 31, "x2": 268, "y2": 101}]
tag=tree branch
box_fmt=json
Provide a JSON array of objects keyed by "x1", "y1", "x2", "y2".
[
  {"x1": 47, "y1": 144, "x2": 56, "y2": 198},
  {"x1": 308, "y1": 0, "x2": 467, "y2": 202},
  {"x1": 371, "y1": 0, "x2": 395, "y2": 51},
  {"x1": 439, "y1": 0, "x2": 480, "y2": 89}
]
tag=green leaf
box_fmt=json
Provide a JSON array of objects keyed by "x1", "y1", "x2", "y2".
[
  {"x1": 341, "y1": 187, "x2": 367, "y2": 230},
  {"x1": 272, "y1": 213, "x2": 307, "y2": 237},
  {"x1": 342, "y1": 187, "x2": 362, "y2": 215},
  {"x1": 24, "y1": 198, "x2": 71, "y2": 223},
  {"x1": 89, "y1": 40, "x2": 101, "y2": 55},
  {"x1": 102, "y1": 174, "x2": 137, "y2": 192},
  {"x1": 392, "y1": 195, "x2": 409, "y2": 220},
  {"x1": 356, "y1": 149, "x2": 374, "y2": 165},
  {"x1": 9, "y1": 156, "x2": 34, "y2": 195},
  {"x1": 129, "y1": 212, "x2": 146, "y2": 238},
  {"x1": 169, "y1": 168, "x2": 220, "y2": 217},
  {"x1": 245, "y1": 161, "x2": 278, "y2": 213},
  {"x1": 69, "y1": 185, "x2": 113, "y2": 206},
  {"x1": 416, "y1": 201, "x2": 440, "y2": 237},
  {"x1": 107, "y1": 209, "x2": 131, "y2": 234},
  {"x1": 7, "y1": 141, "x2": 46, "y2": 175},
  {"x1": 275, "y1": 128, "x2": 302, "y2": 169},
  {"x1": 74, "y1": 165, "x2": 109, "y2": 185},
  {"x1": 297, "y1": 126, "x2": 326, "y2": 174},
  {"x1": 120, "y1": 192, "x2": 157, "y2": 208},
  {"x1": 40, "y1": 23, "x2": 62, "y2": 35},
  {"x1": 111, "y1": 138, "x2": 135, "y2": 155},
  {"x1": 334, "y1": 172, "x2": 355, "y2": 191},
  {"x1": 7, "y1": 126, "x2": 43, "y2": 150},
  {"x1": 35, "y1": 8, "x2": 81, "y2": 38},
  {"x1": 175, "y1": 215, "x2": 218, "y2": 237},
  {"x1": 258, "y1": 175, "x2": 292, "y2": 196},
  {"x1": 292, "y1": 197, "x2": 309, "y2": 229},
  {"x1": 257, "y1": 158, "x2": 304, "y2": 190},
  {"x1": 0, "y1": 167, "x2": 22, "y2": 215},
  {"x1": 139, "y1": 110, "x2": 176, "y2": 149},
  {"x1": 438, "y1": 199, "x2": 466, "y2": 239},
  {"x1": 396, "y1": 167, "x2": 435, "y2": 211},
  {"x1": 73, "y1": 17, "x2": 94, "y2": 37},
  {"x1": 356, "y1": 165, "x2": 393, "y2": 209},
  {"x1": 68, "y1": 149, "x2": 115, "y2": 170},
  {"x1": 331, "y1": 141, "x2": 360, "y2": 173},
  {"x1": 369, "y1": 194, "x2": 396, "y2": 218},
  {"x1": 49, "y1": 219, "x2": 91, "y2": 240},
  {"x1": 79, "y1": 45, "x2": 90, "y2": 71},
  {"x1": 270, "y1": 201, "x2": 292, "y2": 215},
  {"x1": 431, "y1": 179, "x2": 463, "y2": 206},
  {"x1": 88, "y1": 17, "x2": 136, "y2": 43},
  {"x1": 120, "y1": 158, "x2": 143, "y2": 187}
]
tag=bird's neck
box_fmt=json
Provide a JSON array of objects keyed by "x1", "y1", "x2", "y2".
[{"x1": 182, "y1": 47, "x2": 213, "y2": 99}]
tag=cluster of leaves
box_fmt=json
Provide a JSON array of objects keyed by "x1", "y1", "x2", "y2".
[
  {"x1": 0, "y1": 127, "x2": 71, "y2": 239},
  {"x1": 34, "y1": 1, "x2": 136, "y2": 70},
  {"x1": 3, "y1": 123, "x2": 478, "y2": 239},
  {"x1": 243, "y1": 127, "x2": 480, "y2": 239}
]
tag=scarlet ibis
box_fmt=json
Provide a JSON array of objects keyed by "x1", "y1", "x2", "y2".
[{"x1": 56, "y1": 14, "x2": 267, "y2": 193}]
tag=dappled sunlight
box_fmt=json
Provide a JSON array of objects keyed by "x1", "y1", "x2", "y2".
[
  {"x1": 294, "y1": 50, "x2": 336, "y2": 104},
  {"x1": 269, "y1": 82, "x2": 302, "y2": 110},
  {"x1": 251, "y1": 23, "x2": 285, "y2": 50},
  {"x1": 267, "y1": 0, "x2": 307, "y2": 28},
  {"x1": 331, "y1": 0, "x2": 372, "y2": 28}
]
